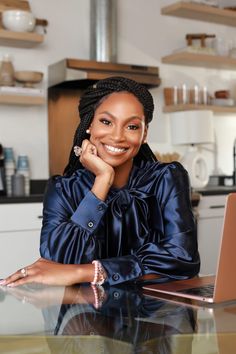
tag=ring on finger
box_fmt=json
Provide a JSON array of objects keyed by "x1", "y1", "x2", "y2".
[
  {"x1": 74, "y1": 145, "x2": 82, "y2": 157},
  {"x1": 20, "y1": 268, "x2": 28, "y2": 277}
]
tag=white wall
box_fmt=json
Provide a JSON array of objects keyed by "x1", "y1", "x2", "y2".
[{"x1": 0, "y1": 0, "x2": 236, "y2": 179}]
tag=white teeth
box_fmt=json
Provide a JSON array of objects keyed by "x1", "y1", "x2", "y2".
[{"x1": 105, "y1": 145, "x2": 126, "y2": 153}]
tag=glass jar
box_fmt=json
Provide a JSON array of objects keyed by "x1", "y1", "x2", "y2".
[{"x1": 0, "y1": 54, "x2": 15, "y2": 86}]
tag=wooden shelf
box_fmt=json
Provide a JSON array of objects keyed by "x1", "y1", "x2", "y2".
[
  {"x1": 0, "y1": 29, "x2": 44, "y2": 47},
  {"x1": 163, "y1": 104, "x2": 236, "y2": 114},
  {"x1": 161, "y1": 1, "x2": 236, "y2": 27},
  {"x1": 0, "y1": 94, "x2": 45, "y2": 105},
  {"x1": 162, "y1": 52, "x2": 236, "y2": 70}
]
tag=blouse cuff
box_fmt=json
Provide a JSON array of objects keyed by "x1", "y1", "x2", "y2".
[
  {"x1": 71, "y1": 191, "x2": 107, "y2": 232},
  {"x1": 100, "y1": 255, "x2": 143, "y2": 285}
]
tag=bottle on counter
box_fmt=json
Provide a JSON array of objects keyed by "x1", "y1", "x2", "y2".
[
  {"x1": 0, "y1": 54, "x2": 15, "y2": 87},
  {"x1": 4, "y1": 147, "x2": 16, "y2": 196},
  {"x1": 16, "y1": 155, "x2": 30, "y2": 196},
  {"x1": 0, "y1": 144, "x2": 6, "y2": 196}
]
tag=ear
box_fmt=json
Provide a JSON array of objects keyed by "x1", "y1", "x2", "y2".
[{"x1": 142, "y1": 125, "x2": 148, "y2": 144}]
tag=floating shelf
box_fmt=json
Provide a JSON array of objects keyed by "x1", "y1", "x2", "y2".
[
  {"x1": 0, "y1": 94, "x2": 45, "y2": 105},
  {"x1": 161, "y1": 1, "x2": 236, "y2": 27},
  {"x1": 163, "y1": 104, "x2": 236, "y2": 114},
  {"x1": 0, "y1": 28, "x2": 44, "y2": 48},
  {"x1": 162, "y1": 52, "x2": 236, "y2": 70}
]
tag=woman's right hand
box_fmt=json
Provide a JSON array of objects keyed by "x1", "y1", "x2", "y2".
[
  {"x1": 80, "y1": 139, "x2": 114, "y2": 180},
  {"x1": 79, "y1": 139, "x2": 115, "y2": 200}
]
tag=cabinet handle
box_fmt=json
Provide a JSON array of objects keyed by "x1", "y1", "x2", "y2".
[
  {"x1": 37, "y1": 215, "x2": 43, "y2": 219},
  {"x1": 209, "y1": 205, "x2": 225, "y2": 209}
]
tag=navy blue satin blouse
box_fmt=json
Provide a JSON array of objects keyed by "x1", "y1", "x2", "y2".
[{"x1": 40, "y1": 160, "x2": 200, "y2": 285}]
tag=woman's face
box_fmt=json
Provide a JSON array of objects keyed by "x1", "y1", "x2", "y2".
[{"x1": 89, "y1": 92, "x2": 148, "y2": 169}]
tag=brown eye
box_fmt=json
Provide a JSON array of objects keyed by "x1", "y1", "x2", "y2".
[
  {"x1": 128, "y1": 124, "x2": 139, "y2": 130},
  {"x1": 100, "y1": 119, "x2": 111, "y2": 126}
]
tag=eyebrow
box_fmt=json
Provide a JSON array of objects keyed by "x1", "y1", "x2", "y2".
[{"x1": 97, "y1": 111, "x2": 144, "y2": 122}]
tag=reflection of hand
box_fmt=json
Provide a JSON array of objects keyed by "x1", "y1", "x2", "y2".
[
  {"x1": 4, "y1": 285, "x2": 65, "y2": 308},
  {"x1": 4, "y1": 284, "x2": 103, "y2": 309}
]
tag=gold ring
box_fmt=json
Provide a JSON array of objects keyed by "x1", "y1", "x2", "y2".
[{"x1": 20, "y1": 268, "x2": 28, "y2": 277}]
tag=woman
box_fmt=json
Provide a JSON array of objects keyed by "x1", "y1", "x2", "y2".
[{"x1": 0, "y1": 77, "x2": 200, "y2": 288}]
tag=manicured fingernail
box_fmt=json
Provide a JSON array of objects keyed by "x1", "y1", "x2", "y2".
[{"x1": 0, "y1": 279, "x2": 6, "y2": 285}]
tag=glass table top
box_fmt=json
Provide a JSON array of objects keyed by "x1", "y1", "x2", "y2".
[{"x1": 1, "y1": 283, "x2": 236, "y2": 353}]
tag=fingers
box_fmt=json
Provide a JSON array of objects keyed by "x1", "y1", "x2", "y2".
[
  {"x1": 3, "y1": 268, "x2": 31, "y2": 287},
  {"x1": 81, "y1": 139, "x2": 97, "y2": 156}
]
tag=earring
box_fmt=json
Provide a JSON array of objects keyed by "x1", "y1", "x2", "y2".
[
  {"x1": 143, "y1": 139, "x2": 147, "y2": 144},
  {"x1": 74, "y1": 145, "x2": 82, "y2": 157},
  {"x1": 86, "y1": 128, "x2": 90, "y2": 134}
]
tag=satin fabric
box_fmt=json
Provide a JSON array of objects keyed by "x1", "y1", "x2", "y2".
[{"x1": 40, "y1": 160, "x2": 200, "y2": 285}]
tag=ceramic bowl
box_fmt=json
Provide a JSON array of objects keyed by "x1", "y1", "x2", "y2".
[
  {"x1": 14, "y1": 71, "x2": 43, "y2": 87},
  {"x1": 2, "y1": 10, "x2": 36, "y2": 32}
]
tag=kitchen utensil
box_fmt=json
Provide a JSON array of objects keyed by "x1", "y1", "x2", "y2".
[
  {"x1": 2, "y1": 10, "x2": 35, "y2": 32},
  {"x1": 14, "y1": 71, "x2": 43, "y2": 87}
]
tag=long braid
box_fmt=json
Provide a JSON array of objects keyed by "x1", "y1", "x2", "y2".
[{"x1": 64, "y1": 76, "x2": 157, "y2": 176}]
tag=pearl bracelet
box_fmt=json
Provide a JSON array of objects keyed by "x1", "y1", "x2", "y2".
[
  {"x1": 91, "y1": 260, "x2": 107, "y2": 286},
  {"x1": 91, "y1": 284, "x2": 106, "y2": 309}
]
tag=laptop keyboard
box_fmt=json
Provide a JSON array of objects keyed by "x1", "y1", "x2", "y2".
[{"x1": 179, "y1": 284, "x2": 215, "y2": 298}]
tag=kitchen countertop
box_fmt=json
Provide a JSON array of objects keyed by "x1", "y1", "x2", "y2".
[
  {"x1": 0, "y1": 179, "x2": 46, "y2": 204},
  {"x1": 193, "y1": 185, "x2": 236, "y2": 196},
  {"x1": 0, "y1": 180, "x2": 235, "y2": 204},
  {"x1": 0, "y1": 194, "x2": 44, "y2": 204}
]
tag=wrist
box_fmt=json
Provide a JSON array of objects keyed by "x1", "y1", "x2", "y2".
[
  {"x1": 96, "y1": 170, "x2": 114, "y2": 186},
  {"x1": 74, "y1": 264, "x2": 95, "y2": 284},
  {"x1": 92, "y1": 173, "x2": 114, "y2": 201},
  {"x1": 91, "y1": 260, "x2": 107, "y2": 286}
]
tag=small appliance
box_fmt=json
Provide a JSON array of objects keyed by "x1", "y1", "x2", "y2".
[{"x1": 170, "y1": 110, "x2": 214, "y2": 189}]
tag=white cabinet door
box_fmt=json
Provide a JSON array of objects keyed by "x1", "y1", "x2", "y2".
[
  {"x1": 0, "y1": 203, "x2": 43, "y2": 278},
  {"x1": 0, "y1": 203, "x2": 43, "y2": 232},
  {"x1": 197, "y1": 195, "x2": 226, "y2": 275},
  {"x1": 0, "y1": 229, "x2": 40, "y2": 278}
]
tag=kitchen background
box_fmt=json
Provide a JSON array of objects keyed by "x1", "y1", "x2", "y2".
[{"x1": 1, "y1": 0, "x2": 236, "y2": 181}]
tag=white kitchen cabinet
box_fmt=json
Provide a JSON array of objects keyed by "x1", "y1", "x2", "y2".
[
  {"x1": 0, "y1": 203, "x2": 43, "y2": 278},
  {"x1": 196, "y1": 195, "x2": 227, "y2": 275}
]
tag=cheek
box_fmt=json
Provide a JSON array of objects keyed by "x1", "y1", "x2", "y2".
[{"x1": 127, "y1": 131, "x2": 145, "y2": 146}]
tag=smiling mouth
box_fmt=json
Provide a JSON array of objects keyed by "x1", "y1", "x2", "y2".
[{"x1": 104, "y1": 144, "x2": 128, "y2": 154}]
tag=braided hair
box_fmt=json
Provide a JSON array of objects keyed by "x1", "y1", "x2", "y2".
[{"x1": 64, "y1": 76, "x2": 157, "y2": 176}]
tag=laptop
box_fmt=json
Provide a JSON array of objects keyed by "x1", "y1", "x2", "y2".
[{"x1": 143, "y1": 193, "x2": 236, "y2": 304}]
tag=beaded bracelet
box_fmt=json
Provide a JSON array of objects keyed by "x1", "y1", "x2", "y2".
[
  {"x1": 91, "y1": 284, "x2": 106, "y2": 309},
  {"x1": 91, "y1": 260, "x2": 107, "y2": 286}
]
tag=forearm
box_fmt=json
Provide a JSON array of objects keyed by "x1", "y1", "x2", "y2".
[{"x1": 41, "y1": 191, "x2": 108, "y2": 263}]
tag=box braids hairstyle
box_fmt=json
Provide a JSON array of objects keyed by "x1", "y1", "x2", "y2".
[{"x1": 64, "y1": 76, "x2": 157, "y2": 176}]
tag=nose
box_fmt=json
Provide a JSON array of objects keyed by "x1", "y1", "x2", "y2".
[{"x1": 112, "y1": 125, "x2": 125, "y2": 142}]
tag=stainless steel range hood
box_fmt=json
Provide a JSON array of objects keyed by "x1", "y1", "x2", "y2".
[{"x1": 48, "y1": 58, "x2": 161, "y2": 89}]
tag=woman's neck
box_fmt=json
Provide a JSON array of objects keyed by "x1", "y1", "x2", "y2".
[{"x1": 112, "y1": 160, "x2": 133, "y2": 188}]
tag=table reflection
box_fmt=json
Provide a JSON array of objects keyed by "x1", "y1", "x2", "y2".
[{"x1": 0, "y1": 283, "x2": 196, "y2": 353}]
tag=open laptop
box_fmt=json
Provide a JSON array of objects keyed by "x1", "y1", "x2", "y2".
[{"x1": 143, "y1": 193, "x2": 236, "y2": 304}]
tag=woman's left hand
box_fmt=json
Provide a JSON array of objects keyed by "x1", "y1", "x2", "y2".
[{"x1": 0, "y1": 258, "x2": 93, "y2": 288}]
